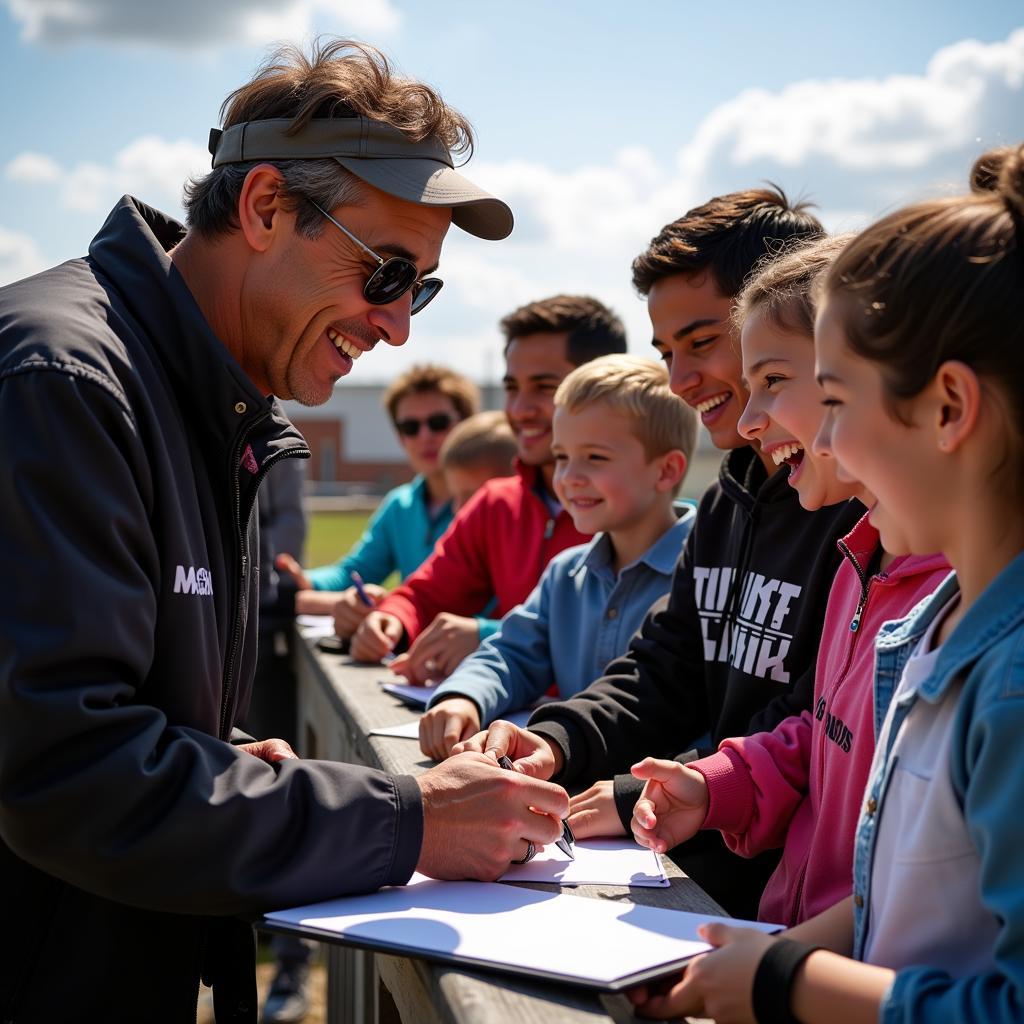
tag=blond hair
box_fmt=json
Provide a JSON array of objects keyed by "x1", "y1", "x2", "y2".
[
  {"x1": 382, "y1": 364, "x2": 480, "y2": 425},
  {"x1": 554, "y1": 354, "x2": 698, "y2": 462},
  {"x1": 440, "y1": 411, "x2": 517, "y2": 472}
]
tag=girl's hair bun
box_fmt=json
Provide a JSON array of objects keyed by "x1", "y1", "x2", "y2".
[{"x1": 970, "y1": 144, "x2": 1024, "y2": 222}]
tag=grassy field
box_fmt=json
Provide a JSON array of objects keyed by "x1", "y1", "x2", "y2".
[{"x1": 304, "y1": 510, "x2": 372, "y2": 568}]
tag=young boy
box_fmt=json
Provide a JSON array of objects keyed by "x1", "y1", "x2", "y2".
[
  {"x1": 278, "y1": 364, "x2": 479, "y2": 637},
  {"x1": 439, "y1": 410, "x2": 518, "y2": 513},
  {"x1": 419, "y1": 356, "x2": 698, "y2": 759},
  {"x1": 460, "y1": 190, "x2": 864, "y2": 918},
  {"x1": 351, "y1": 294, "x2": 628, "y2": 682}
]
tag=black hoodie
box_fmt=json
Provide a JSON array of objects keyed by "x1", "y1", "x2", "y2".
[{"x1": 529, "y1": 444, "x2": 863, "y2": 917}]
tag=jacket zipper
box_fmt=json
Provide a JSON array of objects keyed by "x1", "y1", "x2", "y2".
[{"x1": 218, "y1": 435, "x2": 309, "y2": 741}]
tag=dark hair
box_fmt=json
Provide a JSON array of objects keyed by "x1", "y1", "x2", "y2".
[
  {"x1": 183, "y1": 38, "x2": 474, "y2": 238},
  {"x1": 381, "y1": 364, "x2": 480, "y2": 424},
  {"x1": 631, "y1": 187, "x2": 823, "y2": 298},
  {"x1": 823, "y1": 142, "x2": 1024, "y2": 452},
  {"x1": 499, "y1": 294, "x2": 627, "y2": 366}
]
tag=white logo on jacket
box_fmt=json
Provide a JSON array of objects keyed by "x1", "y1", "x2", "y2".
[{"x1": 173, "y1": 565, "x2": 213, "y2": 596}]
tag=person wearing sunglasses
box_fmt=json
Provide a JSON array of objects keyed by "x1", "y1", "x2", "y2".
[
  {"x1": 0, "y1": 38, "x2": 586, "y2": 1024},
  {"x1": 278, "y1": 364, "x2": 480, "y2": 640}
]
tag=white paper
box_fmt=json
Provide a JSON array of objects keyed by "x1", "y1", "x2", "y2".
[
  {"x1": 499, "y1": 837, "x2": 668, "y2": 888},
  {"x1": 370, "y1": 708, "x2": 534, "y2": 739},
  {"x1": 296, "y1": 615, "x2": 336, "y2": 638},
  {"x1": 265, "y1": 874, "x2": 778, "y2": 987}
]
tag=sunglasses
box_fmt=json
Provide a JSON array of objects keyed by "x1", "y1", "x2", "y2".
[
  {"x1": 306, "y1": 199, "x2": 443, "y2": 314},
  {"x1": 395, "y1": 413, "x2": 455, "y2": 438}
]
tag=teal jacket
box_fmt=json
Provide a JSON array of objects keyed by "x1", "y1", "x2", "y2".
[
  {"x1": 306, "y1": 476, "x2": 452, "y2": 591},
  {"x1": 854, "y1": 553, "x2": 1024, "y2": 1024}
]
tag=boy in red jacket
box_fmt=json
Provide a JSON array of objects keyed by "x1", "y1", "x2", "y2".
[{"x1": 350, "y1": 294, "x2": 627, "y2": 679}]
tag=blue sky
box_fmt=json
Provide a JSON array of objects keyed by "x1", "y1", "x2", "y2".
[{"x1": 2, "y1": 1, "x2": 1023, "y2": 382}]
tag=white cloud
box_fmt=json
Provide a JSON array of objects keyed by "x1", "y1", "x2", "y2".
[
  {"x1": 5, "y1": 152, "x2": 62, "y2": 184},
  {"x1": 0, "y1": 227, "x2": 47, "y2": 286},
  {"x1": 4, "y1": 0, "x2": 401, "y2": 49},
  {"x1": 6, "y1": 136, "x2": 212, "y2": 215}
]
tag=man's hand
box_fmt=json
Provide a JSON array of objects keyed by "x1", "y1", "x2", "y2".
[
  {"x1": 630, "y1": 757, "x2": 709, "y2": 855},
  {"x1": 238, "y1": 738, "x2": 299, "y2": 764},
  {"x1": 419, "y1": 698, "x2": 482, "y2": 761},
  {"x1": 567, "y1": 779, "x2": 627, "y2": 839},
  {"x1": 453, "y1": 721, "x2": 563, "y2": 779},
  {"x1": 415, "y1": 751, "x2": 570, "y2": 880},
  {"x1": 389, "y1": 613, "x2": 480, "y2": 683},
  {"x1": 351, "y1": 610, "x2": 404, "y2": 663},
  {"x1": 628, "y1": 923, "x2": 777, "y2": 1021},
  {"x1": 332, "y1": 583, "x2": 387, "y2": 638}
]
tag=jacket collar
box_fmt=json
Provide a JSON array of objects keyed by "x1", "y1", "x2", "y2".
[
  {"x1": 568, "y1": 503, "x2": 695, "y2": 579},
  {"x1": 876, "y1": 551, "x2": 1024, "y2": 703},
  {"x1": 838, "y1": 510, "x2": 950, "y2": 583},
  {"x1": 87, "y1": 196, "x2": 305, "y2": 464}
]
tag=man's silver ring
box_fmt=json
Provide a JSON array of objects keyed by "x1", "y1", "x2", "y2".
[
  {"x1": 512, "y1": 840, "x2": 536, "y2": 865},
  {"x1": 425, "y1": 658, "x2": 437, "y2": 672}
]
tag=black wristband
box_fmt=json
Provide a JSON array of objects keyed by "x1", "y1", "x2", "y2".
[{"x1": 751, "y1": 938, "x2": 821, "y2": 1024}]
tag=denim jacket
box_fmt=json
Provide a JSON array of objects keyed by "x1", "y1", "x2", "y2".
[{"x1": 852, "y1": 553, "x2": 1024, "y2": 1024}]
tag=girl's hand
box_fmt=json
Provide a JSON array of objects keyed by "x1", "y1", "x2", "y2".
[
  {"x1": 630, "y1": 757, "x2": 709, "y2": 854},
  {"x1": 630, "y1": 923, "x2": 777, "y2": 1022}
]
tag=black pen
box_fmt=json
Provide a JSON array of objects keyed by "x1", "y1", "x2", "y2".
[{"x1": 497, "y1": 755, "x2": 575, "y2": 860}]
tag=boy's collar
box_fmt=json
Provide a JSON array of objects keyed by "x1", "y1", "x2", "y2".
[{"x1": 569, "y1": 504, "x2": 694, "y2": 578}]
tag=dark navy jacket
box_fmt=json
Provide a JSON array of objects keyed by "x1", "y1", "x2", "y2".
[{"x1": 0, "y1": 198, "x2": 423, "y2": 1023}]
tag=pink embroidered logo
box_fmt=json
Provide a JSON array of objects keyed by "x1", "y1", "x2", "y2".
[{"x1": 241, "y1": 444, "x2": 259, "y2": 474}]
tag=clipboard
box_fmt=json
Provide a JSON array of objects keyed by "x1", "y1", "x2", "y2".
[{"x1": 261, "y1": 874, "x2": 779, "y2": 992}]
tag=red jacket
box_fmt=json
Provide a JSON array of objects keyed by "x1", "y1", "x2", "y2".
[
  {"x1": 690, "y1": 512, "x2": 949, "y2": 926},
  {"x1": 378, "y1": 462, "x2": 590, "y2": 643}
]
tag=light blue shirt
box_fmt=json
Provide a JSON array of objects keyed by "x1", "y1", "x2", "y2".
[
  {"x1": 427, "y1": 505, "x2": 695, "y2": 723},
  {"x1": 852, "y1": 555, "x2": 1024, "y2": 1024},
  {"x1": 306, "y1": 476, "x2": 452, "y2": 591}
]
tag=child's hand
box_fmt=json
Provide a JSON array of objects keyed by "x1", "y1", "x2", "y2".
[
  {"x1": 629, "y1": 923, "x2": 776, "y2": 1022},
  {"x1": 453, "y1": 721, "x2": 563, "y2": 779},
  {"x1": 331, "y1": 583, "x2": 386, "y2": 637},
  {"x1": 390, "y1": 613, "x2": 480, "y2": 683},
  {"x1": 630, "y1": 757, "x2": 709, "y2": 854},
  {"x1": 419, "y1": 698, "x2": 482, "y2": 761},
  {"x1": 351, "y1": 610, "x2": 403, "y2": 663},
  {"x1": 567, "y1": 780, "x2": 627, "y2": 839}
]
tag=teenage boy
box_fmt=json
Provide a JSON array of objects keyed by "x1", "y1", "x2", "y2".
[
  {"x1": 460, "y1": 190, "x2": 864, "y2": 918},
  {"x1": 419, "y1": 355, "x2": 698, "y2": 760},
  {"x1": 351, "y1": 294, "x2": 628, "y2": 682},
  {"x1": 278, "y1": 364, "x2": 479, "y2": 637}
]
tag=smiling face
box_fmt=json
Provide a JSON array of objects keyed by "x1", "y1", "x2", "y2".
[
  {"x1": 551, "y1": 403, "x2": 673, "y2": 536},
  {"x1": 814, "y1": 296, "x2": 942, "y2": 555},
  {"x1": 393, "y1": 390, "x2": 461, "y2": 476},
  {"x1": 737, "y1": 306, "x2": 863, "y2": 511},
  {"x1": 648, "y1": 272, "x2": 746, "y2": 452},
  {"x1": 240, "y1": 180, "x2": 451, "y2": 405},
  {"x1": 502, "y1": 332, "x2": 576, "y2": 466}
]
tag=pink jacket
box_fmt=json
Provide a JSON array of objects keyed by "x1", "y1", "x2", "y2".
[{"x1": 689, "y1": 513, "x2": 949, "y2": 926}]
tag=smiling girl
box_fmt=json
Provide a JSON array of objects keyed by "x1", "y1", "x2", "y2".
[{"x1": 629, "y1": 144, "x2": 1024, "y2": 1024}]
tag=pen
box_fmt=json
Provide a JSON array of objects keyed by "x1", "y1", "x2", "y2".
[
  {"x1": 350, "y1": 571, "x2": 374, "y2": 608},
  {"x1": 497, "y1": 755, "x2": 575, "y2": 860}
]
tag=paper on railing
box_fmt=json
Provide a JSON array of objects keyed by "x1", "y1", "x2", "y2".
[
  {"x1": 370, "y1": 707, "x2": 533, "y2": 739},
  {"x1": 499, "y1": 837, "x2": 669, "y2": 887},
  {"x1": 379, "y1": 681, "x2": 439, "y2": 707},
  {"x1": 263, "y1": 873, "x2": 778, "y2": 990},
  {"x1": 296, "y1": 615, "x2": 336, "y2": 638}
]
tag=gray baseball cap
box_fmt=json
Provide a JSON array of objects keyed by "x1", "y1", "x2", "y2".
[{"x1": 209, "y1": 116, "x2": 513, "y2": 240}]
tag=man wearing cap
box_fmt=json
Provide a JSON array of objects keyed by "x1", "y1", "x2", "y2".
[{"x1": 0, "y1": 39, "x2": 569, "y2": 1023}]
